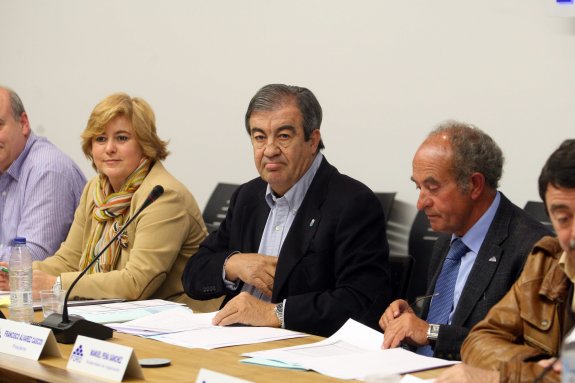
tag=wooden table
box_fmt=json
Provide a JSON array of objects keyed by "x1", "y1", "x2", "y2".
[{"x1": 0, "y1": 310, "x2": 446, "y2": 382}]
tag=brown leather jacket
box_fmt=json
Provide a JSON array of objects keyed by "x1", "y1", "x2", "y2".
[{"x1": 462, "y1": 236, "x2": 572, "y2": 383}]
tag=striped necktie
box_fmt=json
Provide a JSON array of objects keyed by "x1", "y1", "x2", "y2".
[{"x1": 417, "y1": 238, "x2": 469, "y2": 356}]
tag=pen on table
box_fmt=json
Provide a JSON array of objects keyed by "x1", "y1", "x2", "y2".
[{"x1": 0, "y1": 266, "x2": 9, "y2": 273}]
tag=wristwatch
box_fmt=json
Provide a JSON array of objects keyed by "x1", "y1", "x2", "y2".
[
  {"x1": 274, "y1": 302, "x2": 285, "y2": 328},
  {"x1": 427, "y1": 324, "x2": 440, "y2": 342}
]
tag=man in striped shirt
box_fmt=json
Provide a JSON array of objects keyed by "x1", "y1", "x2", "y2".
[{"x1": 0, "y1": 86, "x2": 86, "y2": 261}]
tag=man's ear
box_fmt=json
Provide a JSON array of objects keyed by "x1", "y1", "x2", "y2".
[
  {"x1": 469, "y1": 172, "x2": 486, "y2": 200},
  {"x1": 310, "y1": 129, "x2": 321, "y2": 153},
  {"x1": 19, "y1": 112, "x2": 31, "y2": 137}
]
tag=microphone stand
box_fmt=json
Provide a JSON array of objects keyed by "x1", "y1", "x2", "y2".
[{"x1": 40, "y1": 185, "x2": 164, "y2": 343}]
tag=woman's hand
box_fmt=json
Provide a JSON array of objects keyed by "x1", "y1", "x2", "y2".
[{"x1": 32, "y1": 269, "x2": 57, "y2": 295}]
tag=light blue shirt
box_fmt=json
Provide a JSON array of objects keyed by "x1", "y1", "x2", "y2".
[
  {"x1": 448, "y1": 191, "x2": 501, "y2": 324},
  {"x1": 240, "y1": 152, "x2": 324, "y2": 301},
  {"x1": 0, "y1": 132, "x2": 86, "y2": 262}
]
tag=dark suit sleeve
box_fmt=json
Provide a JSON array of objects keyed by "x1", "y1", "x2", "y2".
[
  {"x1": 283, "y1": 188, "x2": 390, "y2": 337},
  {"x1": 182, "y1": 187, "x2": 242, "y2": 300},
  {"x1": 433, "y1": 325, "x2": 469, "y2": 359}
]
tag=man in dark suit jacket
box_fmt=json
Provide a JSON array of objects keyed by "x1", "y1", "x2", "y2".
[
  {"x1": 379, "y1": 121, "x2": 550, "y2": 360},
  {"x1": 182, "y1": 84, "x2": 390, "y2": 337}
]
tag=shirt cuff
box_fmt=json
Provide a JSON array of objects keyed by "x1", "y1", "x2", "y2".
[
  {"x1": 280, "y1": 298, "x2": 287, "y2": 328},
  {"x1": 222, "y1": 251, "x2": 240, "y2": 290}
]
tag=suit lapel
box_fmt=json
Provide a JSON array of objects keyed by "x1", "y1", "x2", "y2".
[
  {"x1": 241, "y1": 186, "x2": 270, "y2": 251},
  {"x1": 451, "y1": 195, "x2": 513, "y2": 325},
  {"x1": 272, "y1": 158, "x2": 333, "y2": 301}
]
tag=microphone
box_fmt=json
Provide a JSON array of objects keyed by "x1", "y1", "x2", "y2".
[{"x1": 40, "y1": 185, "x2": 164, "y2": 343}]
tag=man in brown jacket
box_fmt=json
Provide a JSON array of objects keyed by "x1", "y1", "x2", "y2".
[{"x1": 436, "y1": 139, "x2": 575, "y2": 383}]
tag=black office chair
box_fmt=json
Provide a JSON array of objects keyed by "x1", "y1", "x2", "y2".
[
  {"x1": 203, "y1": 183, "x2": 239, "y2": 233},
  {"x1": 523, "y1": 201, "x2": 555, "y2": 234},
  {"x1": 362, "y1": 199, "x2": 414, "y2": 328},
  {"x1": 404, "y1": 210, "x2": 440, "y2": 304},
  {"x1": 383, "y1": 199, "x2": 414, "y2": 301},
  {"x1": 375, "y1": 192, "x2": 411, "y2": 299},
  {"x1": 374, "y1": 192, "x2": 396, "y2": 223},
  {"x1": 388, "y1": 253, "x2": 414, "y2": 301}
]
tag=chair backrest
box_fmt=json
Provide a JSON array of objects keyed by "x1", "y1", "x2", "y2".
[
  {"x1": 374, "y1": 192, "x2": 396, "y2": 223},
  {"x1": 388, "y1": 253, "x2": 414, "y2": 301},
  {"x1": 523, "y1": 201, "x2": 555, "y2": 234},
  {"x1": 405, "y1": 210, "x2": 440, "y2": 304},
  {"x1": 203, "y1": 183, "x2": 239, "y2": 233},
  {"x1": 384, "y1": 199, "x2": 415, "y2": 301},
  {"x1": 374, "y1": 192, "x2": 408, "y2": 299}
]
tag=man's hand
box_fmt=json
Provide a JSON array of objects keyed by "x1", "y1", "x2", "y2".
[
  {"x1": 436, "y1": 364, "x2": 499, "y2": 383},
  {"x1": 0, "y1": 262, "x2": 9, "y2": 290},
  {"x1": 381, "y1": 312, "x2": 430, "y2": 348},
  {"x1": 225, "y1": 253, "x2": 278, "y2": 297},
  {"x1": 379, "y1": 299, "x2": 429, "y2": 349},
  {"x1": 379, "y1": 299, "x2": 412, "y2": 331},
  {"x1": 212, "y1": 292, "x2": 279, "y2": 327},
  {"x1": 538, "y1": 357, "x2": 561, "y2": 374}
]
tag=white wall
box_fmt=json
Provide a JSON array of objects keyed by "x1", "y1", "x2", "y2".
[{"x1": 1, "y1": 0, "x2": 574, "y2": 218}]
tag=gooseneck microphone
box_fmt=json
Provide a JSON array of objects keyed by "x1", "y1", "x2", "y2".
[{"x1": 40, "y1": 185, "x2": 164, "y2": 344}]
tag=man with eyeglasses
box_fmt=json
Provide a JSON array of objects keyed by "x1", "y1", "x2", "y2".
[{"x1": 182, "y1": 84, "x2": 390, "y2": 337}]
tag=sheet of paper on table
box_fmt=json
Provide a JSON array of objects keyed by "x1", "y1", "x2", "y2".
[
  {"x1": 108, "y1": 306, "x2": 307, "y2": 349},
  {"x1": 242, "y1": 319, "x2": 458, "y2": 380},
  {"x1": 67, "y1": 299, "x2": 184, "y2": 323}
]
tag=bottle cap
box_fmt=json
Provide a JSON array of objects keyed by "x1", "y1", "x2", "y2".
[{"x1": 13, "y1": 237, "x2": 26, "y2": 245}]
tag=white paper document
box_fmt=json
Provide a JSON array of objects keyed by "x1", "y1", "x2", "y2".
[
  {"x1": 109, "y1": 306, "x2": 213, "y2": 335},
  {"x1": 242, "y1": 319, "x2": 458, "y2": 380},
  {"x1": 109, "y1": 306, "x2": 307, "y2": 349},
  {"x1": 400, "y1": 375, "x2": 435, "y2": 383},
  {"x1": 67, "y1": 299, "x2": 184, "y2": 324}
]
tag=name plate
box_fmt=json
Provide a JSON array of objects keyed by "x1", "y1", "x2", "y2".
[
  {"x1": 196, "y1": 368, "x2": 254, "y2": 383},
  {"x1": 67, "y1": 335, "x2": 144, "y2": 382},
  {"x1": 0, "y1": 318, "x2": 62, "y2": 360}
]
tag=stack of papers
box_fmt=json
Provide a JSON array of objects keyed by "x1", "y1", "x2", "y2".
[
  {"x1": 242, "y1": 319, "x2": 458, "y2": 380},
  {"x1": 68, "y1": 299, "x2": 184, "y2": 323},
  {"x1": 109, "y1": 306, "x2": 307, "y2": 349}
]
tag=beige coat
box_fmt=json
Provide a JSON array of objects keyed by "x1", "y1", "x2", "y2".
[{"x1": 35, "y1": 161, "x2": 221, "y2": 312}]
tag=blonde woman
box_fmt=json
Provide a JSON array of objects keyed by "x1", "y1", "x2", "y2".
[{"x1": 0, "y1": 93, "x2": 218, "y2": 312}]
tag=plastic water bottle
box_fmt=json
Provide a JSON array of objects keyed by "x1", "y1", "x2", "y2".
[
  {"x1": 9, "y1": 237, "x2": 34, "y2": 323},
  {"x1": 562, "y1": 327, "x2": 575, "y2": 382}
]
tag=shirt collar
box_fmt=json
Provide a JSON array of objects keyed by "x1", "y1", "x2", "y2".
[
  {"x1": 454, "y1": 191, "x2": 501, "y2": 253},
  {"x1": 265, "y1": 152, "x2": 323, "y2": 211},
  {"x1": 3, "y1": 132, "x2": 37, "y2": 182}
]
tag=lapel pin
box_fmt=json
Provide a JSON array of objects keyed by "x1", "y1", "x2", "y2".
[
  {"x1": 309, "y1": 219, "x2": 315, "y2": 227},
  {"x1": 488, "y1": 256, "x2": 497, "y2": 262}
]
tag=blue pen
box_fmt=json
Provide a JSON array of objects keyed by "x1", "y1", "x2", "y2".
[{"x1": 0, "y1": 266, "x2": 8, "y2": 273}]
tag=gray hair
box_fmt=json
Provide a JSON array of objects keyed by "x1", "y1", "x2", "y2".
[
  {"x1": 1, "y1": 86, "x2": 26, "y2": 120},
  {"x1": 430, "y1": 120, "x2": 504, "y2": 192},
  {"x1": 244, "y1": 84, "x2": 325, "y2": 150}
]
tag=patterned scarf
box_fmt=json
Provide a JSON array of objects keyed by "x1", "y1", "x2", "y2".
[{"x1": 79, "y1": 158, "x2": 152, "y2": 274}]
